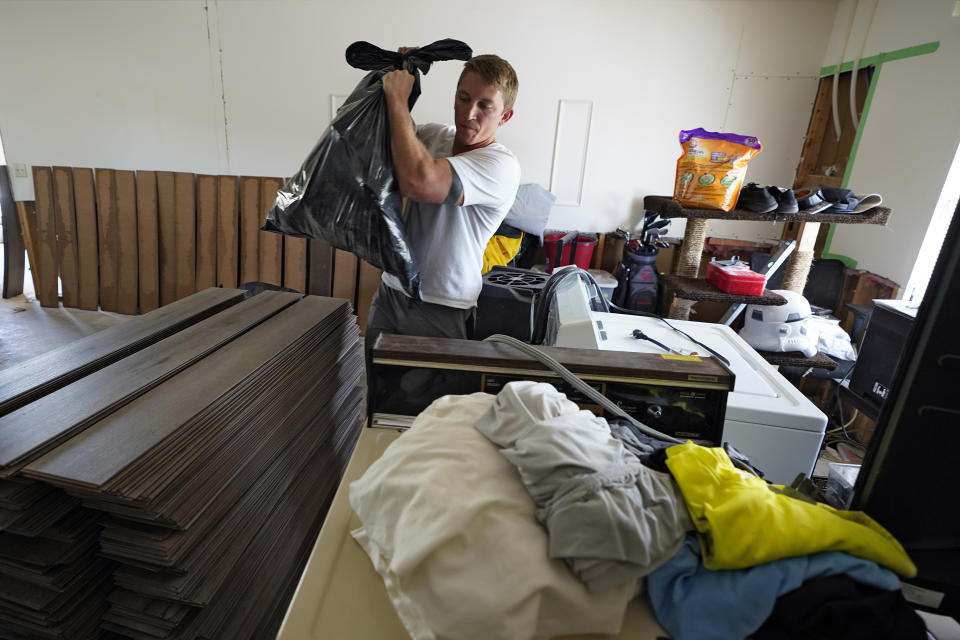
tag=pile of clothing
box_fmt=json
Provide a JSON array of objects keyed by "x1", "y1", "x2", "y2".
[{"x1": 350, "y1": 381, "x2": 926, "y2": 640}]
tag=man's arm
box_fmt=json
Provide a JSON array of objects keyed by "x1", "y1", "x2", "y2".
[{"x1": 382, "y1": 70, "x2": 464, "y2": 205}]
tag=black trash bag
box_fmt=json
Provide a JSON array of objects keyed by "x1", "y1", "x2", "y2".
[
  {"x1": 262, "y1": 39, "x2": 473, "y2": 298},
  {"x1": 240, "y1": 281, "x2": 299, "y2": 298},
  {"x1": 613, "y1": 244, "x2": 659, "y2": 313}
]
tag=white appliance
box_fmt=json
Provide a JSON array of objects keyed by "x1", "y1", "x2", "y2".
[{"x1": 547, "y1": 276, "x2": 826, "y2": 485}]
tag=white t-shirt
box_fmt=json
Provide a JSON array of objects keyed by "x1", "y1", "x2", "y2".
[{"x1": 381, "y1": 123, "x2": 520, "y2": 309}]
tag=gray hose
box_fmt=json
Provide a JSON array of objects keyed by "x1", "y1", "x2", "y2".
[
  {"x1": 849, "y1": 0, "x2": 879, "y2": 132},
  {"x1": 483, "y1": 333, "x2": 683, "y2": 444},
  {"x1": 832, "y1": 2, "x2": 857, "y2": 141}
]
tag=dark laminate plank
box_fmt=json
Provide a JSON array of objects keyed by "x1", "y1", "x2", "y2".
[
  {"x1": 156, "y1": 171, "x2": 177, "y2": 307},
  {"x1": 195, "y1": 175, "x2": 218, "y2": 291},
  {"x1": 51, "y1": 167, "x2": 79, "y2": 308},
  {"x1": 331, "y1": 249, "x2": 357, "y2": 307},
  {"x1": 23, "y1": 296, "x2": 344, "y2": 487},
  {"x1": 95, "y1": 168, "x2": 119, "y2": 312},
  {"x1": 307, "y1": 240, "x2": 333, "y2": 297},
  {"x1": 173, "y1": 172, "x2": 196, "y2": 302},
  {"x1": 108, "y1": 312, "x2": 355, "y2": 512},
  {"x1": 116, "y1": 170, "x2": 139, "y2": 315},
  {"x1": 2, "y1": 291, "x2": 300, "y2": 474},
  {"x1": 0, "y1": 167, "x2": 24, "y2": 298},
  {"x1": 136, "y1": 171, "x2": 160, "y2": 314},
  {"x1": 72, "y1": 168, "x2": 100, "y2": 311},
  {"x1": 31, "y1": 167, "x2": 59, "y2": 308},
  {"x1": 15, "y1": 296, "x2": 362, "y2": 638},
  {"x1": 239, "y1": 177, "x2": 260, "y2": 286},
  {"x1": 216, "y1": 175, "x2": 239, "y2": 289},
  {"x1": 110, "y1": 384, "x2": 360, "y2": 606},
  {"x1": 355, "y1": 259, "x2": 381, "y2": 335},
  {"x1": 283, "y1": 236, "x2": 307, "y2": 294},
  {"x1": 257, "y1": 177, "x2": 283, "y2": 287},
  {"x1": 15, "y1": 202, "x2": 40, "y2": 297},
  {"x1": 102, "y1": 355, "x2": 360, "y2": 612},
  {"x1": 0, "y1": 478, "x2": 50, "y2": 511},
  {"x1": 0, "y1": 287, "x2": 245, "y2": 417},
  {"x1": 103, "y1": 342, "x2": 357, "y2": 552},
  {"x1": 185, "y1": 393, "x2": 361, "y2": 637}
]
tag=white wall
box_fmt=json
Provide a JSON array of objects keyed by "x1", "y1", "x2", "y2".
[
  {"x1": 0, "y1": 1, "x2": 226, "y2": 175},
  {"x1": 0, "y1": 0, "x2": 836, "y2": 241},
  {"x1": 820, "y1": 0, "x2": 960, "y2": 290}
]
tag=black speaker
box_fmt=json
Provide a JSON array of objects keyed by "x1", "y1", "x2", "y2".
[
  {"x1": 475, "y1": 267, "x2": 549, "y2": 341},
  {"x1": 848, "y1": 300, "x2": 918, "y2": 405}
]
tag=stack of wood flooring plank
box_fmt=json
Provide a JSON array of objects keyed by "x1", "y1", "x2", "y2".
[
  {"x1": 0, "y1": 481, "x2": 110, "y2": 639},
  {"x1": 0, "y1": 288, "x2": 244, "y2": 639},
  {"x1": 0, "y1": 289, "x2": 365, "y2": 638},
  {"x1": 0, "y1": 288, "x2": 246, "y2": 417}
]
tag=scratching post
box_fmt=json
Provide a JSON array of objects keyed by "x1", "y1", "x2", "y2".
[
  {"x1": 782, "y1": 249, "x2": 815, "y2": 293},
  {"x1": 668, "y1": 298, "x2": 698, "y2": 320},
  {"x1": 781, "y1": 221, "x2": 821, "y2": 293},
  {"x1": 668, "y1": 219, "x2": 707, "y2": 319}
]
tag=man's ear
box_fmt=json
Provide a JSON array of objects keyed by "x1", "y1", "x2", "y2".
[{"x1": 499, "y1": 108, "x2": 514, "y2": 126}]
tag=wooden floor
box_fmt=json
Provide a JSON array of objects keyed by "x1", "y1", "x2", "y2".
[{"x1": 0, "y1": 242, "x2": 128, "y2": 368}]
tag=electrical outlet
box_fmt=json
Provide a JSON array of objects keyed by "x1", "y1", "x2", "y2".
[{"x1": 12, "y1": 163, "x2": 28, "y2": 178}]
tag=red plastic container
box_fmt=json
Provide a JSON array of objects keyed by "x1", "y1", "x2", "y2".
[
  {"x1": 706, "y1": 260, "x2": 766, "y2": 296},
  {"x1": 544, "y1": 233, "x2": 597, "y2": 273}
]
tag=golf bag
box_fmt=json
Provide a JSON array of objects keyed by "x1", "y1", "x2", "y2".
[{"x1": 613, "y1": 244, "x2": 659, "y2": 314}]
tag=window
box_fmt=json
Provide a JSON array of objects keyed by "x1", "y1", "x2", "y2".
[{"x1": 904, "y1": 141, "x2": 960, "y2": 303}]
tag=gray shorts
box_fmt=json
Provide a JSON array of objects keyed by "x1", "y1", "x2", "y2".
[{"x1": 365, "y1": 282, "x2": 476, "y2": 357}]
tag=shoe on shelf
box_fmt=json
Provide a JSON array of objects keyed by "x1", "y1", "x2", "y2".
[
  {"x1": 766, "y1": 186, "x2": 799, "y2": 214},
  {"x1": 737, "y1": 182, "x2": 778, "y2": 213}
]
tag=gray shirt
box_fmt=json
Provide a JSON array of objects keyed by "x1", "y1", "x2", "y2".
[{"x1": 474, "y1": 380, "x2": 694, "y2": 591}]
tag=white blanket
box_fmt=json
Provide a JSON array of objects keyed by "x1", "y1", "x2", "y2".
[{"x1": 349, "y1": 392, "x2": 634, "y2": 640}]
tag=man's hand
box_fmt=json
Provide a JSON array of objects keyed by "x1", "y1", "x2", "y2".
[
  {"x1": 382, "y1": 46, "x2": 459, "y2": 204},
  {"x1": 382, "y1": 69, "x2": 415, "y2": 104}
]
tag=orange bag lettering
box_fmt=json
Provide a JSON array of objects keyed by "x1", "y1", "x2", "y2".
[{"x1": 674, "y1": 128, "x2": 761, "y2": 211}]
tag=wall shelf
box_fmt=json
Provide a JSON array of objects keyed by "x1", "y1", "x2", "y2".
[
  {"x1": 643, "y1": 195, "x2": 893, "y2": 320},
  {"x1": 662, "y1": 275, "x2": 836, "y2": 369},
  {"x1": 756, "y1": 349, "x2": 838, "y2": 371},
  {"x1": 662, "y1": 275, "x2": 787, "y2": 305},
  {"x1": 644, "y1": 195, "x2": 891, "y2": 226}
]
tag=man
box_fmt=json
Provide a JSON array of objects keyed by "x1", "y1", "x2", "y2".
[{"x1": 365, "y1": 52, "x2": 521, "y2": 350}]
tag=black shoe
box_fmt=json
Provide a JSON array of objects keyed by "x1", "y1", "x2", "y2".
[
  {"x1": 737, "y1": 183, "x2": 777, "y2": 213},
  {"x1": 767, "y1": 186, "x2": 799, "y2": 214}
]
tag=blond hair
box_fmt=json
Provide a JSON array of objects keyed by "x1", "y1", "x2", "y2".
[{"x1": 460, "y1": 54, "x2": 519, "y2": 111}]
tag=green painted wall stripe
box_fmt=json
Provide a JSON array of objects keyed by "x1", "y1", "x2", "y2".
[
  {"x1": 819, "y1": 225, "x2": 858, "y2": 268},
  {"x1": 820, "y1": 41, "x2": 939, "y2": 76},
  {"x1": 819, "y1": 40, "x2": 939, "y2": 266}
]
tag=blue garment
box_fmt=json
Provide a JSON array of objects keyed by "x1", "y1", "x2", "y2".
[{"x1": 646, "y1": 536, "x2": 902, "y2": 640}]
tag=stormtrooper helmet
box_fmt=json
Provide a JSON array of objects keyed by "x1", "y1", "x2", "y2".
[{"x1": 739, "y1": 289, "x2": 819, "y2": 357}]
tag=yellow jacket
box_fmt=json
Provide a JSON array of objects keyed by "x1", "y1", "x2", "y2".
[
  {"x1": 665, "y1": 441, "x2": 917, "y2": 577},
  {"x1": 482, "y1": 232, "x2": 524, "y2": 274}
]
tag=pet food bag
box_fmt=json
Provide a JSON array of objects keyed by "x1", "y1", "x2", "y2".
[{"x1": 673, "y1": 128, "x2": 762, "y2": 211}]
